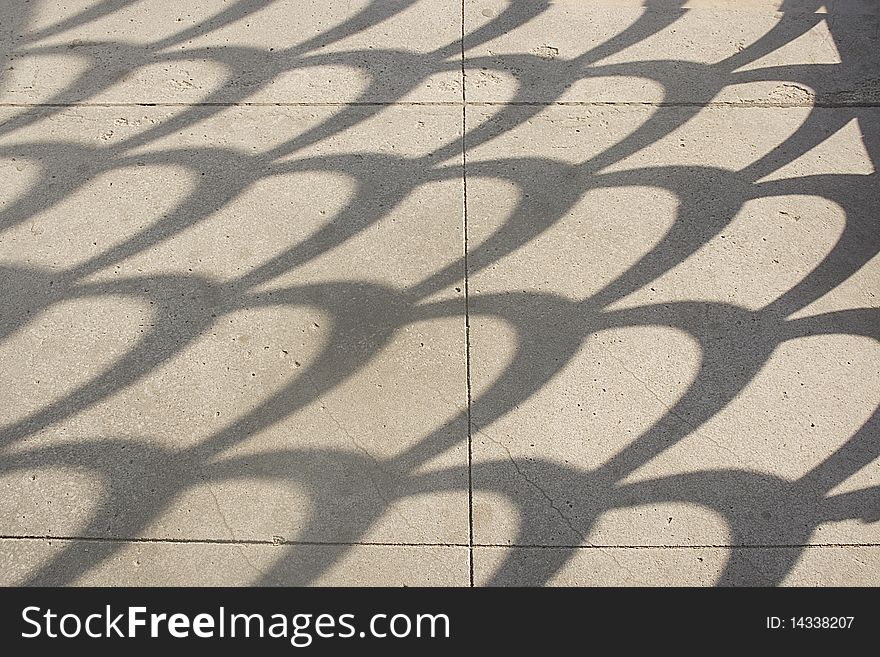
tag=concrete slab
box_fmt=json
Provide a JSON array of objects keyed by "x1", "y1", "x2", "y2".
[
  {"x1": 539, "y1": 1, "x2": 879, "y2": 12},
  {"x1": 0, "y1": 104, "x2": 470, "y2": 559},
  {"x1": 474, "y1": 546, "x2": 880, "y2": 586},
  {"x1": 466, "y1": 105, "x2": 879, "y2": 550},
  {"x1": 0, "y1": 0, "x2": 877, "y2": 588},
  {"x1": 0, "y1": 538, "x2": 468, "y2": 586},
  {"x1": 0, "y1": 0, "x2": 463, "y2": 104},
  {"x1": 464, "y1": 0, "x2": 880, "y2": 104}
]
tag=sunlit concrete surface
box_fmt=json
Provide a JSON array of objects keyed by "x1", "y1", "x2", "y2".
[{"x1": 0, "y1": 0, "x2": 877, "y2": 586}]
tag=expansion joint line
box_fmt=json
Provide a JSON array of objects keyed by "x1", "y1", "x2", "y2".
[{"x1": 460, "y1": 0, "x2": 475, "y2": 589}]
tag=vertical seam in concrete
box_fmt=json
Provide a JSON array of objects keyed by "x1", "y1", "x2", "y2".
[{"x1": 460, "y1": 0, "x2": 475, "y2": 588}]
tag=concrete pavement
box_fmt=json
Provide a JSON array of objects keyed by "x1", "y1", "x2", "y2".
[{"x1": 0, "y1": 0, "x2": 877, "y2": 585}]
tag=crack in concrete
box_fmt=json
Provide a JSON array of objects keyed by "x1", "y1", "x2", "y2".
[
  {"x1": 591, "y1": 543, "x2": 637, "y2": 581},
  {"x1": 236, "y1": 544, "x2": 271, "y2": 581},
  {"x1": 201, "y1": 475, "x2": 270, "y2": 579},
  {"x1": 203, "y1": 476, "x2": 237, "y2": 542},
  {"x1": 476, "y1": 428, "x2": 581, "y2": 541},
  {"x1": 477, "y1": 428, "x2": 635, "y2": 578},
  {"x1": 599, "y1": 343, "x2": 746, "y2": 464},
  {"x1": 303, "y1": 371, "x2": 419, "y2": 535},
  {"x1": 599, "y1": 348, "x2": 842, "y2": 507}
]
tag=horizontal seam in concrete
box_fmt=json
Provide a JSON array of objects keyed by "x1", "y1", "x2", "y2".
[
  {"x1": 474, "y1": 544, "x2": 880, "y2": 550},
  {"x1": 0, "y1": 101, "x2": 878, "y2": 109},
  {"x1": 0, "y1": 535, "x2": 469, "y2": 548},
  {"x1": 0, "y1": 536, "x2": 877, "y2": 549}
]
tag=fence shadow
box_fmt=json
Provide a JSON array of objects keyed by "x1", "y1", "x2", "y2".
[{"x1": 0, "y1": 0, "x2": 877, "y2": 585}]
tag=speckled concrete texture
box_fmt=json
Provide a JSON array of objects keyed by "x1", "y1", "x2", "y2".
[{"x1": 0, "y1": 0, "x2": 877, "y2": 586}]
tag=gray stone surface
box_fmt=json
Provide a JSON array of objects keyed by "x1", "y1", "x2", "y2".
[
  {"x1": 0, "y1": 0, "x2": 876, "y2": 586},
  {"x1": 474, "y1": 546, "x2": 880, "y2": 586},
  {"x1": 464, "y1": 0, "x2": 880, "y2": 104},
  {"x1": 0, "y1": 0, "x2": 463, "y2": 104},
  {"x1": 467, "y1": 105, "x2": 880, "y2": 552},
  {"x1": 0, "y1": 538, "x2": 469, "y2": 586},
  {"x1": 0, "y1": 104, "x2": 469, "y2": 551}
]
